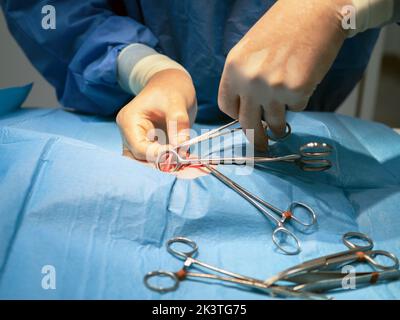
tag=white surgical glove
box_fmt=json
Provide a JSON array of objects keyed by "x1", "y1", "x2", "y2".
[
  {"x1": 218, "y1": 0, "x2": 394, "y2": 151},
  {"x1": 117, "y1": 44, "x2": 197, "y2": 161}
]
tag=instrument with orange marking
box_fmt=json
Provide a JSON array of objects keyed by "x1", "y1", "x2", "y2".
[
  {"x1": 155, "y1": 120, "x2": 333, "y2": 173},
  {"x1": 264, "y1": 232, "x2": 400, "y2": 292},
  {"x1": 156, "y1": 142, "x2": 333, "y2": 173},
  {"x1": 143, "y1": 237, "x2": 328, "y2": 299},
  {"x1": 289, "y1": 269, "x2": 400, "y2": 293},
  {"x1": 203, "y1": 163, "x2": 316, "y2": 255},
  {"x1": 144, "y1": 233, "x2": 400, "y2": 298}
]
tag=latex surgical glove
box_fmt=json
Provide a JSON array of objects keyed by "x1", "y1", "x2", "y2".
[
  {"x1": 218, "y1": 0, "x2": 351, "y2": 151},
  {"x1": 116, "y1": 69, "x2": 197, "y2": 161}
]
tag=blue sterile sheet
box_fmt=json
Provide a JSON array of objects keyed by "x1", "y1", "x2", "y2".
[{"x1": 0, "y1": 85, "x2": 399, "y2": 299}]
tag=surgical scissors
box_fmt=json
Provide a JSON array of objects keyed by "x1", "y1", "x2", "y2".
[
  {"x1": 202, "y1": 163, "x2": 316, "y2": 255},
  {"x1": 144, "y1": 237, "x2": 329, "y2": 299},
  {"x1": 264, "y1": 232, "x2": 400, "y2": 287},
  {"x1": 156, "y1": 142, "x2": 332, "y2": 172}
]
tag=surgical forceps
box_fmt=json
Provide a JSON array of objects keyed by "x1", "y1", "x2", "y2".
[
  {"x1": 156, "y1": 142, "x2": 332, "y2": 172},
  {"x1": 178, "y1": 119, "x2": 291, "y2": 151},
  {"x1": 144, "y1": 237, "x2": 329, "y2": 299},
  {"x1": 264, "y1": 232, "x2": 400, "y2": 289},
  {"x1": 287, "y1": 269, "x2": 400, "y2": 293},
  {"x1": 203, "y1": 163, "x2": 316, "y2": 255},
  {"x1": 155, "y1": 119, "x2": 332, "y2": 172}
]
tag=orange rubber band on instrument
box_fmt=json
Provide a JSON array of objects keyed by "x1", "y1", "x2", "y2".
[
  {"x1": 175, "y1": 269, "x2": 187, "y2": 280},
  {"x1": 356, "y1": 251, "x2": 366, "y2": 262},
  {"x1": 283, "y1": 211, "x2": 293, "y2": 220},
  {"x1": 370, "y1": 272, "x2": 379, "y2": 284}
]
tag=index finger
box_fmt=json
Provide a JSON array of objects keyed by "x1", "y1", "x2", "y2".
[
  {"x1": 239, "y1": 96, "x2": 268, "y2": 152},
  {"x1": 119, "y1": 113, "x2": 167, "y2": 162},
  {"x1": 263, "y1": 101, "x2": 286, "y2": 139}
]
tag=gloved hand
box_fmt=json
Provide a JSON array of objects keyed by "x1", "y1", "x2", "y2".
[
  {"x1": 117, "y1": 69, "x2": 197, "y2": 161},
  {"x1": 218, "y1": 0, "x2": 351, "y2": 151}
]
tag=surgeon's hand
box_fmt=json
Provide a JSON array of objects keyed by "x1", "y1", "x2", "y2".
[
  {"x1": 116, "y1": 69, "x2": 197, "y2": 161},
  {"x1": 218, "y1": 0, "x2": 350, "y2": 151}
]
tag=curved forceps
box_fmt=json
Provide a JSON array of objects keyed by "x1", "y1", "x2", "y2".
[
  {"x1": 143, "y1": 237, "x2": 328, "y2": 299},
  {"x1": 203, "y1": 164, "x2": 316, "y2": 255},
  {"x1": 264, "y1": 232, "x2": 399, "y2": 287},
  {"x1": 156, "y1": 142, "x2": 332, "y2": 173}
]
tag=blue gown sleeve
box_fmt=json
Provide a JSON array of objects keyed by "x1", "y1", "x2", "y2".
[{"x1": 1, "y1": 0, "x2": 159, "y2": 115}]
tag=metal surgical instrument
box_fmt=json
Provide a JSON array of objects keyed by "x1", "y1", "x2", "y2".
[
  {"x1": 144, "y1": 237, "x2": 329, "y2": 299},
  {"x1": 156, "y1": 142, "x2": 332, "y2": 172},
  {"x1": 287, "y1": 269, "x2": 400, "y2": 293},
  {"x1": 264, "y1": 232, "x2": 400, "y2": 287},
  {"x1": 177, "y1": 119, "x2": 291, "y2": 151},
  {"x1": 202, "y1": 163, "x2": 316, "y2": 255}
]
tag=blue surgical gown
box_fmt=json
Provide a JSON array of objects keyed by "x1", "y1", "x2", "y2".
[{"x1": 1, "y1": 0, "x2": 380, "y2": 122}]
